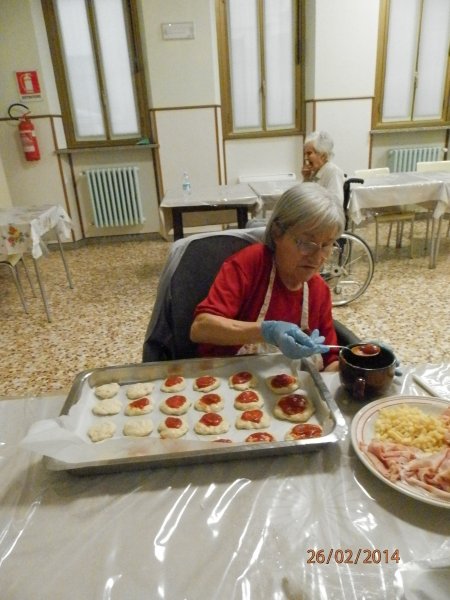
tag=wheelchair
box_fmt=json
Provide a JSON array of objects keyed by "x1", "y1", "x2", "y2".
[{"x1": 320, "y1": 178, "x2": 374, "y2": 306}]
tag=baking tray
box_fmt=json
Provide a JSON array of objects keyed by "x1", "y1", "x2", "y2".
[{"x1": 41, "y1": 355, "x2": 347, "y2": 475}]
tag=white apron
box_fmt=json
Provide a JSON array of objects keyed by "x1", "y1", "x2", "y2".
[{"x1": 236, "y1": 262, "x2": 324, "y2": 370}]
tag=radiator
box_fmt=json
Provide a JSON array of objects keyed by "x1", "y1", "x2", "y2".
[
  {"x1": 86, "y1": 166, "x2": 145, "y2": 227},
  {"x1": 387, "y1": 146, "x2": 444, "y2": 172}
]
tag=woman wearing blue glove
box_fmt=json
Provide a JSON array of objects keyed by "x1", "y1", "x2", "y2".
[{"x1": 190, "y1": 182, "x2": 345, "y2": 371}]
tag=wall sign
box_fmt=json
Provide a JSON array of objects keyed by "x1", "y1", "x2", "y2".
[
  {"x1": 16, "y1": 70, "x2": 42, "y2": 101},
  {"x1": 161, "y1": 22, "x2": 195, "y2": 40}
]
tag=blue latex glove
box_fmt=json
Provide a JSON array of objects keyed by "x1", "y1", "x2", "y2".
[{"x1": 261, "y1": 321, "x2": 328, "y2": 360}]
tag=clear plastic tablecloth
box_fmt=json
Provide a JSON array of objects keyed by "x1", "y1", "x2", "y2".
[{"x1": 1, "y1": 364, "x2": 449, "y2": 600}]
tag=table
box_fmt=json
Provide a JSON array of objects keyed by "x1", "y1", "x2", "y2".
[
  {"x1": 348, "y1": 172, "x2": 450, "y2": 268},
  {"x1": 0, "y1": 204, "x2": 73, "y2": 321},
  {"x1": 1, "y1": 363, "x2": 449, "y2": 599},
  {"x1": 160, "y1": 183, "x2": 259, "y2": 240},
  {"x1": 248, "y1": 179, "x2": 300, "y2": 216}
]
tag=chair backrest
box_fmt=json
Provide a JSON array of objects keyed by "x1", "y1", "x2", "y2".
[
  {"x1": 354, "y1": 167, "x2": 390, "y2": 178},
  {"x1": 142, "y1": 228, "x2": 265, "y2": 362},
  {"x1": 416, "y1": 160, "x2": 450, "y2": 172}
]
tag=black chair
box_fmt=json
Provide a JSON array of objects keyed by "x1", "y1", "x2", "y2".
[{"x1": 142, "y1": 228, "x2": 360, "y2": 362}]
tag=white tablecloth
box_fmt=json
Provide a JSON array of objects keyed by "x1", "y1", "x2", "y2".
[
  {"x1": 1, "y1": 364, "x2": 449, "y2": 599},
  {"x1": 348, "y1": 172, "x2": 450, "y2": 225},
  {"x1": 0, "y1": 204, "x2": 72, "y2": 259},
  {"x1": 161, "y1": 183, "x2": 258, "y2": 208}
]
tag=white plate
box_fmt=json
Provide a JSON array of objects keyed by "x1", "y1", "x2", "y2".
[{"x1": 351, "y1": 395, "x2": 450, "y2": 509}]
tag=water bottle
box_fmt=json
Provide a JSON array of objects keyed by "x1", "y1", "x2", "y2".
[{"x1": 182, "y1": 171, "x2": 191, "y2": 197}]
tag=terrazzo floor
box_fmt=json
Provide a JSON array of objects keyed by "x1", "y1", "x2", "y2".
[{"x1": 1, "y1": 222, "x2": 449, "y2": 398}]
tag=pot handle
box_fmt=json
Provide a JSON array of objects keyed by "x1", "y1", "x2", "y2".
[{"x1": 353, "y1": 377, "x2": 366, "y2": 401}]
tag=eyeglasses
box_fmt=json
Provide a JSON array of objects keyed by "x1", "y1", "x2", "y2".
[{"x1": 291, "y1": 235, "x2": 338, "y2": 257}]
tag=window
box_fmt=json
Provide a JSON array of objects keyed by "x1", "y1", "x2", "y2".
[
  {"x1": 42, "y1": 0, "x2": 151, "y2": 147},
  {"x1": 374, "y1": 0, "x2": 450, "y2": 128},
  {"x1": 216, "y1": 0, "x2": 302, "y2": 139}
]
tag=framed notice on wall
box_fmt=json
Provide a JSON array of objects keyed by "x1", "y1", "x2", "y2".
[{"x1": 15, "y1": 70, "x2": 42, "y2": 101}]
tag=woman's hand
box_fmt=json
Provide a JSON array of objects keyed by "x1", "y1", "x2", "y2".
[{"x1": 261, "y1": 321, "x2": 328, "y2": 360}]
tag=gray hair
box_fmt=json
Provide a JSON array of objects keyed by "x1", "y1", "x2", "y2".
[
  {"x1": 304, "y1": 130, "x2": 335, "y2": 159},
  {"x1": 264, "y1": 182, "x2": 345, "y2": 250}
]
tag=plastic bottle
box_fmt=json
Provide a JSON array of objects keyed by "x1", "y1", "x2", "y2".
[{"x1": 182, "y1": 171, "x2": 191, "y2": 197}]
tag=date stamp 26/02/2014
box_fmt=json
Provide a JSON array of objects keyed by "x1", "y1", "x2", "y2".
[{"x1": 306, "y1": 548, "x2": 400, "y2": 565}]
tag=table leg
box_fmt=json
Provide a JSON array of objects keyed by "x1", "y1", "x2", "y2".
[
  {"x1": 55, "y1": 230, "x2": 74, "y2": 288},
  {"x1": 172, "y1": 209, "x2": 184, "y2": 240},
  {"x1": 33, "y1": 258, "x2": 52, "y2": 322},
  {"x1": 428, "y1": 217, "x2": 442, "y2": 269},
  {"x1": 236, "y1": 207, "x2": 249, "y2": 229}
]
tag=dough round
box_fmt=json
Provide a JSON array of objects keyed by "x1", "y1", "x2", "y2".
[
  {"x1": 92, "y1": 397, "x2": 122, "y2": 416},
  {"x1": 266, "y1": 373, "x2": 299, "y2": 395},
  {"x1": 194, "y1": 412, "x2": 229, "y2": 435},
  {"x1": 94, "y1": 382, "x2": 120, "y2": 399},
  {"x1": 159, "y1": 395, "x2": 191, "y2": 415},
  {"x1": 273, "y1": 393, "x2": 315, "y2": 423},
  {"x1": 126, "y1": 382, "x2": 154, "y2": 399},
  {"x1": 235, "y1": 409, "x2": 270, "y2": 430},
  {"x1": 88, "y1": 420, "x2": 116, "y2": 442},
  {"x1": 193, "y1": 375, "x2": 220, "y2": 393},
  {"x1": 158, "y1": 416, "x2": 188, "y2": 439},
  {"x1": 228, "y1": 371, "x2": 257, "y2": 391},
  {"x1": 124, "y1": 396, "x2": 152, "y2": 416},
  {"x1": 160, "y1": 375, "x2": 186, "y2": 393},
  {"x1": 245, "y1": 432, "x2": 276, "y2": 443},
  {"x1": 123, "y1": 418, "x2": 153, "y2": 437},
  {"x1": 234, "y1": 390, "x2": 263, "y2": 411},
  {"x1": 194, "y1": 393, "x2": 224, "y2": 413},
  {"x1": 285, "y1": 423, "x2": 322, "y2": 441}
]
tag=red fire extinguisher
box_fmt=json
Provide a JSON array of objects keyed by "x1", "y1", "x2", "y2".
[
  {"x1": 19, "y1": 114, "x2": 40, "y2": 161},
  {"x1": 8, "y1": 103, "x2": 41, "y2": 162}
]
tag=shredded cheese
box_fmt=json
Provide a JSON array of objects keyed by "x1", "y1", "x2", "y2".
[{"x1": 374, "y1": 404, "x2": 447, "y2": 454}]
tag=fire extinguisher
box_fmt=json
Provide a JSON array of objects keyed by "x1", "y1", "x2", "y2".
[{"x1": 8, "y1": 103, "x2": 41, "y2": 162}]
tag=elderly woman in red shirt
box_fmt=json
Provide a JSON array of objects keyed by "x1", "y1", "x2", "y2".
[{"x1": 190, "y1": 182, "x2": 345, "y2": 372}]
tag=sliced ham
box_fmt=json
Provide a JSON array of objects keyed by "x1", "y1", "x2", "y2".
[{"x1": 360, "y1": 440, "x2": 420, "y2": 482}]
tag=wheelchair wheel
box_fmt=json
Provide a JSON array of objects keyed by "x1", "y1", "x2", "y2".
[{"x1": 321, "y1": 232, "x2": 374, "y2": 306}]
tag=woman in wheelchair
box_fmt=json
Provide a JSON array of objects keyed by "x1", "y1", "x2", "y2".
[
  {"x1": 190, "y1": 183, "x2": 345, "y2": 372},
  {"x1": 301, "y1": 130, "x2": 345, "y2": 204}
]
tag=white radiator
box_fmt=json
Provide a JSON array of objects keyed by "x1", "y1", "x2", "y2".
[
  {"x1": 86, "y1": 166, "x2": 145, "y2": 227},
  {"x1": 387, "y1": 147, "x2": 445, "y2": 172}
]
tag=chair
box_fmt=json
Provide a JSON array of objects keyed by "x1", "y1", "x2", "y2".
[
  {"x1": 417, "y1": 160, "x2": 450, "y2": 237},
  {"x1": 354, "y1": 168, "x2": 416, "y2": 261},
  {"x1": 142, "y1": 228, "x2": 359, "y2": 363},
  {"x1": 0, "y1": 253, "x2": 35, "y2": 314}
]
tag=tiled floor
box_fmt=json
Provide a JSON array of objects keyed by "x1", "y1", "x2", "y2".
[{"x1": 1, "y1": 223, "x2": 449, "y2": 398}]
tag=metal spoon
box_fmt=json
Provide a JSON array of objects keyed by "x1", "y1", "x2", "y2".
[{"x1": 327, "y1": 343, "x2": 381, "y2": 357}]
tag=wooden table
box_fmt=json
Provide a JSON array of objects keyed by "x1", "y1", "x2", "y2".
[{"x1": 160, "y1": 183, "x2": 259, "y2": 240}]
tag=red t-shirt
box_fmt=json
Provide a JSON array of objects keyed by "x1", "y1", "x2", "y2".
[{"x1": 193, "y1": 243, "x2": 338, "y2": 366}]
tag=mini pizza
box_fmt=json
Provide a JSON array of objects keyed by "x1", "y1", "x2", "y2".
[
  {"x1": 245, "y1": 432, "x2": 276, "y2": 443},
  {"x1": 193, "y1": 375, "x2": 220, "y2": 393},
  {"x1": 124, "y1": 396, "x2": 152, "y2": 416},
  {"x1": 123, "y1": 418, "x2": 154, "y2": 437},
  {"x1": 126, "y1": 382, "x2": 154, "y2": 399},
  {"x1": 194, "y1": 393, "x2": 224, "y2": 413},
  {"x1": 160, "y1": 375, "x2": 186, "y2": 393},
  {"x1": 273, "y1": 393, "x2": 315, "y2": 423},
  {"x1": 92, "y1": 397, "x2": 122, "y2": 416},
  {"x1": 284, "y1": 423, "x2": 323, "y2": 441},
  {"x1": 158, "y1": 416, "x2": 189, "y2": 439},
  {"x1": 234, "y1": 390, "x2": 264, "y2": 411},
  {"x1": 235, "y1": 409, "x2": 271, "y2": 430},
  {"x1": 88, "y1": 420, "x2": 116, "y2": 442},
  {"x1": 159, "y1": 394, "x2": 191, "y2": 415},
  {"x1": 228, "y1": 371, "x2": 257, "y2": 391},
  {"x1": 94, "y1": 382, "x2": 120, "y2": 400},
  {"x1": 194, "y1": 413, "x2": 229, "y2": 435},
  {"x1": 266, "y1": 373, "x2": 299, "y2": 395},
  {"x1": 214, "y1": 438, "x2": 233, "y2": 443}
]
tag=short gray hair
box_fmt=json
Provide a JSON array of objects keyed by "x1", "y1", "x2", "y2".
[
  {"x1": 304, "y1": 130, "x2": 335, "y2": 159},
  {"x1": 264, "y1": 182, "x2": 345, "y2": 250}
]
